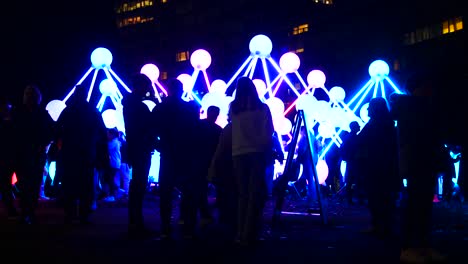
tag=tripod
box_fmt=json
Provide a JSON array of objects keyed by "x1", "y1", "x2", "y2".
[{"x1": 273, "y1": 110, "x2": 328, "y2": 226}]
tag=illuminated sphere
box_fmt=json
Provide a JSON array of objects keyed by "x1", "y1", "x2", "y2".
[
  {"x1": 318, "y1": 122, "x2": 335, "y2": 139},
  {"x1": 210, "y1": 79, "x2": 227, "y2": 94},
  {"x1": 316, "y1": 159, "x2": 329, "y2": 184},
  {"x1": 265, "y1": 97, "x2": 285, "y2": 118},
  {"x1": 99, "y1": 79, "x2": 117, "y2": 96},
  {"x1": 252, "y1": 79, "x2": 267, "y2": 97},
  {"x1": 329, "y1": 86, "x2": 346, "y2": 102},
  {"x1": 101, "y1": 109, "x2": 118, "y2": 129},
  {"x1": 90, "y1": 47, "x2": 113, "y2": 69},
  {"x1": 307, "y1": 70, "x2": 326, "y2": 89},
  {"x1": 177, "y1": 73, "x2": 194, "y2": 93},
  {"x1": 140, "y1": 63, "x2": 160, "y2": 82},
  {"x1": 45, "y1": 99, "x2": 67, "y2": 121},
  {"x1": 249, "y1": 34, "x2": 273, "y2": 57},
  {"x1": 359, "y1": 102, "x2": 370, "y2": 123},
  {"x1": 368, "y1": 60, "x2": 390, "y2": 78},
  {"x1": 279, "y1": 52, "x2": 300, "y2": 73},
  {"x1": 275, "y1": 117, "x2": 292, "y2": 135},
  {"x1": 190, "y1": 49, "x2": 212, "y2": 70}
]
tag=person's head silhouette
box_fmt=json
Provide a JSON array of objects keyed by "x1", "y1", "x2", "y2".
[
  {"x1": 166, "y1": 79, "x2": 184, "y2": 98},
  {"x1": 349, "y1": 121, "x2": 360, "y2": 134},
  {"x1": 206, "y1": 105, "x2": 220, "y2": 123},
  {"x1": 131, "y1": 74, "x2": 152, "y2": 98},
  {"x1": 368, "y1": 97, "x2": 390, "y2": 120},
  {"x1": 23, "y1": 84, "x2": 42, "y2": 107}
]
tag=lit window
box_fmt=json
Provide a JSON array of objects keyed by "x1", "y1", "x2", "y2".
[
  {"x1": 455, "y1": 17, "x2": 463, "y2": 30},
  {"x1": 162, "y1": 0, "x2": 168, "y2": 3},
  {"x1": 292, "y1": 24, "x2": 309, "y2": 35},
  {"x1": 176, "y1": 51, "x2": 189, "y2": 62},
  {"x1": 295, "y1": 48, "x2": 304, "y2": 53},
  {"x1": 160, "y1": 72, "x2": 168, "y2": 80}
]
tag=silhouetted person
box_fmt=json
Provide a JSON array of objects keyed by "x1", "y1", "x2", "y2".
[
  {"x1": 56, "y1": 84, "x2": 108, "y2": 225},
  {"x1": 209, "y1": 121, "x2": 237, "y2": 237},
  {"x1": 12, "y1": 84, "x2": 54, "y2": 224},
  {"x1": 340, "y1": 121, "x2": 364, "y2": 205},
  {"x1": 296, "y1": 126, "x2": 320, "y2": 203},
  {"x1": 392, "y1": 72, "x2": 447, "y2": 262},
  {"x1": 122, "y1": 74, "x2": 155, "y2": 237},
  {"x1": 196, "y1": 105, "x2": 222, "y2": 223},
  {"x1": 357, "y1": 97, "x2": 399, "y2": 237},
  {"x1": 151, "y1": 78, "x2": 200, "y2": 238},
  {"x1": 0, "y1": 96, "x2": 18, "y2": 219},
  {"x1": 230, "y1": 76, "x2": 274, "y2": 246}
]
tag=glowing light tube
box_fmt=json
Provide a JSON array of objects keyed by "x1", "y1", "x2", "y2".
[
  {"x1": 351, "y1": 81, "x2": 374, "y2": 113},
  {"x1": 261, "y1": 57, "x2": 272, "y2": 97},
  {"x1": 87, "y1": 69, "x2": 99, "y2": 102},
  {"x1": 109, "y1": 68, "x2": 132, "y2": 93},
  {"x1": 155, "y1": 81, "x2": 168, "y2": 97},
  {"x1": 295, "y1": 71, "x2": 309, "y2": 90},
  {"x1": 379, "y1": 79, "x2": 386, "y2": 99},
  {"x1": 104, "y1": 68, "x2": 124, "y2": 100},
  {"x1": 225, "y1": 55, "x2": 254, "y2": 90},
  {"x1": 346, "y1": 79, "x2": 374, "y2": 107},
  {"x1": 385, "y1": 77, "x2": 403, "y2": 94},
  {"x1": 202, "y1": 70, "x2": 211, "y2": 93},
  {"x1": 267, "y1": 57, "x2": 300, "y2": 97},
  {"x1": 63, "y1": 67, "x2": 94, "y2": 103},
  {"x1": 152, "y1": 83, "x2": 162, "y2": 103}
]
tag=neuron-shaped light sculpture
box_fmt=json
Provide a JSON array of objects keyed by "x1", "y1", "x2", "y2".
[
  {"x1": 140, "y1": 63, "x2": 168, "y2": 103},
  {"x1": 46, "y1": 47, "x2": 131, "y2": 133},
  {"x1": 225, "y1": 34, "x2": 302, "y2": 100},
  {"x1": 177, "y1": 49, "x2": 213, "y2": 105},
  {"x1": 318, "y1": 59, "x2": 404, "y2": 159},
  {"x1": 346, "y1": 60, "x2": 404, "y2": 123}
]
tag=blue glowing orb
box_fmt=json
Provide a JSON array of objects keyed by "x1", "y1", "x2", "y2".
[
  {"x1": 90, "y1": 47, "x2": 113, "y2": 69},
  {"x1": 368, "y1": 60, "x2": 389, "y2": 78},
  {"x1": 99, "y1": 79, "x2": 118, "y2": 96},
  {"x1": 249, "y1": 34, "x2": 273, "y2": 57}
]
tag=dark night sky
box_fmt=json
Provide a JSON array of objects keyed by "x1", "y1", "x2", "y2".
[
  {"x1": 5, "y1": 0, "x2": 118, "y2": 104},
  {"x1": 3, "y1": 0, "x2": 462, "y2": 105}
]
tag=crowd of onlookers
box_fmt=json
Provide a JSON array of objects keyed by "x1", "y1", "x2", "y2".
[{"x1": 1, "y1": 69, "x2": 467, "y2": 263}]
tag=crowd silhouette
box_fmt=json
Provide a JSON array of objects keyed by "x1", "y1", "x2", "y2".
[{"x1": 0, "y1": 71, "x2": 467, "y2": 263}]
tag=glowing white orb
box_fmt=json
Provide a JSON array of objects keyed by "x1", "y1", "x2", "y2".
[
  {"x1": 252, "y1": 79, "x2": 267, "y2": 97},
  {"x1": 99, "y1": 79, "x2": 117, "y2": 96},
  {"x1": 266, "y1": 97, "x2": 285, "y2": 118},
  {"x1": 140, "y1": 63, "x2": 160, "y2": 82},
  {"x1": 329, "y1": 86, "x2": 346, "y2": 102},
  {"x1": 359, "y1": 102, "x2": 370, "y2": 123},
  {"x1": 142, "y1": 99, "x2": 156, "y2": 112},
  {"x1": 316, "y1": 159, "x2": 329, "y2": 184},
  {"x1": 190, "y1": 49, "x2": 212, "y2": 70},
  {"x1": 249, "y1": 34, "x2": 273, "y2": 57},
  {"x1": 90, "y1": 47, "x2": 113, "y2": 69},
  {"x1": 368, "y1": 60, "x2": 390, "y2": 78},
  {"x1": 275, "y1": 117, "x2": 292, "y2": 135},
  {"x1": 307, "y1": 70, "x2": 326, "y2": 89},
  {"x1": 296, "y1": 94, "x2": 318, "y2": 111},
  {"x1": 101, "y1": 109, "x2": 118, "y2": 129},
  {"x1": 279, "y1": 52, "x2": 300, "y2": 73},
  {"x1": 210, "y1": 79, "x2": 227, "y2": 94},
  {"x1": 177, "y1": 73, "x2": 194, "y2": 93},
  {"x1": 46, "y1": 99, "x2": 67, "y2": 121},
  {"x1": 201, "y1": 92, "x2": 226, "y2": 113},
  {"x1": 318, "y1": 122, "x2": 335, "y2": 139}
]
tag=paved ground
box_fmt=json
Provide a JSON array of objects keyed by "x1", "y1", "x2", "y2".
[{"x1": 1, "y1": 193, "x2": 467, "y2": 264}]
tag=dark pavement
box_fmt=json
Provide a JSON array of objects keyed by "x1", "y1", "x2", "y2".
[{"x1": 1, "y1": 193, "x2": 467, "y2": 264}]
